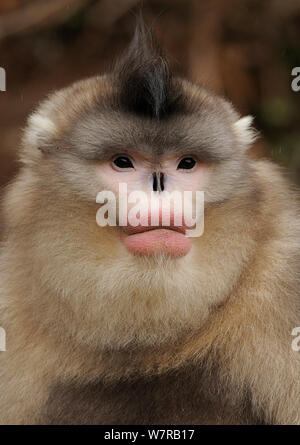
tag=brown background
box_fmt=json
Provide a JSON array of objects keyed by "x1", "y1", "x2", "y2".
[{"x1": 1, "y1": 0, "x2": 300, "y2": 192}]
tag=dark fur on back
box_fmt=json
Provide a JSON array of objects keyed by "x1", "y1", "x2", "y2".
[{"x1": 115, "y1": 17, "x2": 182, "y2": 119}]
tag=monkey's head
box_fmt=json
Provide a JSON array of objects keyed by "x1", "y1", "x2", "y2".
[{"x1": 13, "y1": 20, "x2": 257, "y2": 349}]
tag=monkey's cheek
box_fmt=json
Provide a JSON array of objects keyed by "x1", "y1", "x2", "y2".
[{"x1": 121, "y1": 229, "x2": 191, "y2": 257}]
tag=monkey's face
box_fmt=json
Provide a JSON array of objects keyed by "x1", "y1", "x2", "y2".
[
  {"x1": 59, "y1": 102, "x2": 234, "y2": 259},
  {"x1": 23, "y1": 72, "x2": 255, "y2": 264},
  {"x1": 28, "y1": 88, "x2": 253, "y2": 262}
]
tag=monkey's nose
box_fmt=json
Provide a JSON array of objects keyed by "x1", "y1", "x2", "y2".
[{"x1": 152, "y1": 172, "x2": 164, "y2": 192}]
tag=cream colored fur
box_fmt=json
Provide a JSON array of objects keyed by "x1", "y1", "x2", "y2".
[{"x1": 0, "y1": 78, "x2": 299, "y2": 425}]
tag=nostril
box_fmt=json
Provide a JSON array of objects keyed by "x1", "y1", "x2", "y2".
[
  {"x1": 152, "y1": 172, "x2": 158, "y2": 192},
  {"x1": 152, "y1": 172, "x2": 164, "y2": 192},
  {"x1": 159, "y1": 172, "x2": 164, "y2": 192}
]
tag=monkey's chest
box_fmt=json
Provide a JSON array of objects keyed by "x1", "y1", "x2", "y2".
[{"x1": 40, "y1": 368, "x2": 259, "y2": 425}]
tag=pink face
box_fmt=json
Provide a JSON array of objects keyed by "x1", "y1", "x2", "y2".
[{"x1": 97, "y1": 152, "x2": 211, "y2": 258}]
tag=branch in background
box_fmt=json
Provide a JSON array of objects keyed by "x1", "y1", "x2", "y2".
[{"x1": 0, "y1": 0, "x2": 92, "y2": 40}]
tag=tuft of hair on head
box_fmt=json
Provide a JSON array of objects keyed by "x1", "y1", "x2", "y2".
[{"x1": 114, "y1": 15, "x2": 180, "y2": 120}]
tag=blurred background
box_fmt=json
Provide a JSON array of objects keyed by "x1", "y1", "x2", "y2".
[{"x1": 0, "y1": 0, "x2": 300, "y2": 191}]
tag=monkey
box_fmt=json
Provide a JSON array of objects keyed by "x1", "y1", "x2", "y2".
[{"x1": 0, "y1": 18, "x2": 299, "y2": 425}]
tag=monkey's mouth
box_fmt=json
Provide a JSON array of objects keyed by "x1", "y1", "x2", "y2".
[{"x1": 120, "y1": 225, "x2": 191, "y2": 258}]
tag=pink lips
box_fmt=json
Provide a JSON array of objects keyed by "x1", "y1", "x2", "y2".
[{"x1": 120, "y1": 225, "x2": 191, "y2": 257}]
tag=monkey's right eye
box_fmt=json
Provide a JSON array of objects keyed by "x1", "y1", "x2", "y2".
[{"x1": 113, "y1": 156, "x2": 134, "y2": 169}]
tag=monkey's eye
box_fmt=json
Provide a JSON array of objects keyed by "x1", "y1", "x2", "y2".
[
  {"x1": 177, "y1": 157, "x2": 196, "y2": 170},
  {"x1": 113, "y1": 156, "x2": 134, "y2": 169}
]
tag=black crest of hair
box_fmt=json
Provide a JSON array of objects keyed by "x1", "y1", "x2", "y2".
[{"x1": 115, "y1": 16, "x2": 182, "y2": 120}]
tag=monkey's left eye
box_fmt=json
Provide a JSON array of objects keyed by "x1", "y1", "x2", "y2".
[
  {"x1": 113, "y1": 156, "x2": 134, "y2": 169},
  {"x1": 177, "y1": 157, "x2": 196, "y2": 170}
]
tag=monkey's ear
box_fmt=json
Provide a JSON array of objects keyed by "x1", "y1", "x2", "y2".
[
  {"x1": 233, "y1": 115, "x2": 258, "y2": 150},
  {"x1": 23, "y1": 111, "x2": 58, "y2": 156}
]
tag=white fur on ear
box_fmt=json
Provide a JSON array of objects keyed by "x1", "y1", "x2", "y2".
[
  {"x1": 21, "y1": 111, "x2": 58, "y2": 164},
  {"x1": 233, "y1": 115, "x2": 258, "y2": 148},
  {"x1": 26, "y1": 112, "x2": 57, "y2": 149},
  {"x1": 29, "y1": 113, "x2": 56, "y2": 135},
  {"x1": 25, "y1": 113, "x2": 57, "y2": 152}
]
